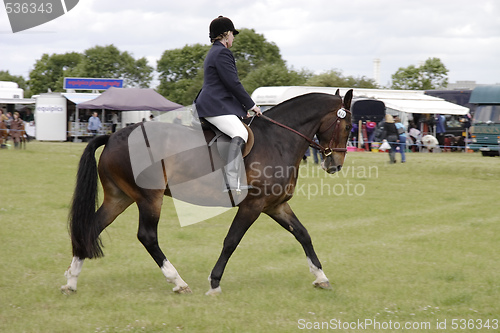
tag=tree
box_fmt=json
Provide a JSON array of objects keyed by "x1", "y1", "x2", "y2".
[
  {"x1": 157, "y1": 43, "x2": 209, "y2": 83},
  {"x1": 28, "y1": 45, "x2": 153, "y2": 95},
  {"x1": 29, "y1": 52, "x2": 82, "y2": 94},
  {"x1": 79, "y1": 45, "x2": 153, "y2": 88},
  {"x1": 242, "y1": 64, "x2": 311, "y2": 93},
  {"x1": 156, "y1": 30, "x2": 382, "y2": 105},
  {"x1": 391, "y1": 57, "x2": 448, "y2": 90},
  {"x1": 230, "y1": 28, "x2": 285, "y2": 78},
  {"x1": 305, "y1": 69, "x2": 378, "y2": 88},
  {"x1": 156, "y1": 43, "x2": 209, "y2": 105},
  {"x1": 0, "y1": 70, "x2": 29, "y2": 95}
]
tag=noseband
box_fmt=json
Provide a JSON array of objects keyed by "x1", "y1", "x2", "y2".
[{"x1": 259, "y1": 107, "x2": 351, "y2": 156}]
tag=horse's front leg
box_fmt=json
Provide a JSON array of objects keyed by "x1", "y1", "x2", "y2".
[
  {"x1": 266, "y1": 202, "x2": 331, "y2": 289},
  {"x1": 207, "y1": 204, "x2": 262, "y2": 295}
]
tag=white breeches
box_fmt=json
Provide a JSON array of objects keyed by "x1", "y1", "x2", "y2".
[{"x1": 204, "y1": 115, "x2": 248, "y2": 143}]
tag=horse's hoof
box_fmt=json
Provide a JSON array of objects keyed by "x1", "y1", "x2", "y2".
[
  {"x1": 60, "y1": 285, "x2": 77, "y2": 295},
  {"x1": 313, "y1": 281, "x2": 332, "y2": 290},
  {"x1": 205, "y1": 286, "x2": 222, "y2": 296},
  {"x1": 173, "y1": 285, "x2": 192, "y2": 294}
]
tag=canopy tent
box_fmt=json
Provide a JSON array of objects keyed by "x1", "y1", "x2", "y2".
[
  {"x1": 62, "y1": 92, "x2": 101, "y2": 105},
  {"x1": 251, "y1": 86, "x2": 470, "y2": 115},
  {"x1": 77, "y1": 87, "x2": 183, "y2": 111},
  {"x1": 70, "y1": 88, "x2": 183, "y2": 142},
  {"x1": 354, "y1": 89, "x2": 469, "y2": 115}
]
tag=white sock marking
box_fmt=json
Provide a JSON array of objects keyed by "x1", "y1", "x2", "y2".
[
  {"x1": 307, "y1": 257, "x2": 329, "y2": 284},
  {"x1": 64, "y1": 256, "x2": 84, "y2": 290},
  {"x1": 160, "y1": 260, "x2": 188, "y2": 292}
]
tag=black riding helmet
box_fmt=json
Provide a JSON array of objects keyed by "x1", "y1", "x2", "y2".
[{"x1": 209, "y1": 16, "x2": 239, "y2": 40}]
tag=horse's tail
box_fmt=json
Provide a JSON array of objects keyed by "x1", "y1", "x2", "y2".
[{"x1": 69, "y1": 135, "x2": 110, "y2": 259}]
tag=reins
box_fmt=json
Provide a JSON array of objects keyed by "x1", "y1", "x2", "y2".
[
  {"x1": 259, "y1": 114, "x2": 324, "y2": 151},
  {"x1": 258, "y1": 108, "x2": 351, "y2": 156}
]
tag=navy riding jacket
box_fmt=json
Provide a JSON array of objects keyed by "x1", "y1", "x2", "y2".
[{"x1": 195, "y1": 41, "x2": 255, "y2": 118}]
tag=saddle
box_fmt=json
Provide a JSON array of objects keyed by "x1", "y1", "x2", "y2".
[{"x1": 197, "y1": 118, "x2": 254, "y2": 161}]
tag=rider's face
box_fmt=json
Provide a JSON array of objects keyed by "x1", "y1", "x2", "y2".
[{"x1": 226, "y1": 31, "x2": 234, "y2": 48}]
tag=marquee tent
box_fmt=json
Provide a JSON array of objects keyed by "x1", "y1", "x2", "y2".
[
  {"x1": 251, "y1": 86, "x2": 470, "y2": 115},
  {"x1": 77, "y1": 87, "x2": 183, "y2": 111}
]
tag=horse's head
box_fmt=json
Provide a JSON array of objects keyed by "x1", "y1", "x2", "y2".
[{"x1": 316, "y1": 89, "x2": 353, "y2": 174}]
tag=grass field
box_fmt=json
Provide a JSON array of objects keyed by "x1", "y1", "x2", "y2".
[{"x1": 1, "y1": 142, "x2": 499, "y2": 332}]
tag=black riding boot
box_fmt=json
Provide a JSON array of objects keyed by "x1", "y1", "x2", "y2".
[{"x1": 224, "y1": 136, "x2": 250, "y2": 193}]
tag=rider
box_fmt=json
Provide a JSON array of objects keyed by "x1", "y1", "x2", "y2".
[
  {"x1": 10, "y1": 111, "x2": 24, "y2": 149},
  {"x1": 195, "y1": 16, "x2": 262, "y2": 192}
]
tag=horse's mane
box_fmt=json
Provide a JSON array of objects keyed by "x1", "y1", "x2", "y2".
[{"x1": 251, "y1": 93, "x2": 341, "y2": 128}]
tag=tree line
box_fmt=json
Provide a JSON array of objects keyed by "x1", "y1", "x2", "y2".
[{"x1": 0, "y1": 28, "x2": 448, "y2": 105}]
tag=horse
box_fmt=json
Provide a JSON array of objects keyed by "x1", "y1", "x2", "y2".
[
  {"x1": 18, "y1": 121, "x2": 27, "y2": 149},
  {"x1": 0, "y1": 120, "x2": 27, "y2": 149},
  {"x1": 61, "y1": 90, "x2": 353, "y2": 295},
  {"x1": 0, "y1": 121, "x2": 8, "y2": 148},
  {"x1": 10, "y1": 121, "x2": 27, "y2": 149}
]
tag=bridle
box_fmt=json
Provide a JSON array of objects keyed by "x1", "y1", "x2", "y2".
[{"x1": 259, "y1": 107, "x2": 351, "y2": 156}]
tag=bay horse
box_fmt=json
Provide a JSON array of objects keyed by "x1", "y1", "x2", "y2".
[
  {"x1": 61, "y1": 90, "x2": 353, "y2": 295},
  {"x1": 10, "y1": 121, "x2": 27, "y2": 149},
  {"x1": 0, "y1": 121, "x2": 27, "y2": 149},
  {"x1": 0, "y1": 121, "x2": 8, "y2": 148}
]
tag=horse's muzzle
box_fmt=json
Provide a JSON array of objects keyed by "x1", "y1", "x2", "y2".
[
  {"x1": 327, "y1": 165, "x2": 342, "y2": 174},
  {"x1": 321, "y1": 160, "x2": 342, "y2": 174}
]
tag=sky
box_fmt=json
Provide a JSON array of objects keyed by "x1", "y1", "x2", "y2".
[{"x1": 1, "y1": 0, "x2": 499, "y2": 89}]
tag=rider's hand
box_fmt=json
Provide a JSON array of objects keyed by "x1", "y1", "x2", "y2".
[{"x1": 251, "y1": 105, "x2": 262, "y2": 116}]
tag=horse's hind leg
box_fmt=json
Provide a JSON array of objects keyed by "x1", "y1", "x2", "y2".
[
  {"x1": 61, "y1": 257, "x2": 84, "y2": 294},
  {"x1": 61, "y1": 192, "x2": 133, "y2": 294},
  {"x1": 266, "y1": 202, "x2": 331, "y2": 289},
  {"x1": 136, "y1": 194, "x2": 191, "y2": 294}
]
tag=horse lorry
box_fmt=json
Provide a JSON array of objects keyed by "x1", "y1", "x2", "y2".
[{"x1": 469, "y1": 85, "x2": 500, "y2": 156}]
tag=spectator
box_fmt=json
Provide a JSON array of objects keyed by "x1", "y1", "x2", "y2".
[
  {"x1": 173, "y1": 114, "x2": 183, "y2": 125},
  {"x1": 394, "y1": 116, "x2": 407, "y2": 163},
  {"x1": 435, "y1": 114, "x2": 446, "y2": 147},
  {"x1": 23, "y1": 109, "x2": 34, "y2": 122},
  {"x1": 87, "y1": 112, "x2": 102, "y2": 136},
  {"x1": 380, "y1": 114, "x2": 399, "y2": 164},
  {"x1": 5, "y1": 112, "x2": 13, "y2": 127},
  {"x1": 111, "y1": 112, "x2": 119, "y2": 133},
  {"x1": 311, "y1": 136, "x2": 322, "y2": 164},
  {"x1": 10, "y1": 112, "x2": 24, "y2": 149},
  {"x1": 408, "y1": 121, "x2": 421, "y2": 152}
]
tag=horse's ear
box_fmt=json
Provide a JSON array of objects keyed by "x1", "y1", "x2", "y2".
[
  {"x1": 335, "y1": 89, "x2": 340, "y2": 96},
  {"x1": 343, "y1": 89, "x2": 353, "y2": 110}
]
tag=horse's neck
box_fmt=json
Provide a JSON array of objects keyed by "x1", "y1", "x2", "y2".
[
  {"x1": 253, "y1": 106, "x2": 327, "y2": 166},
  {"x1": 266, "y1": 105, "x2": 328, "y2": 139}
]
